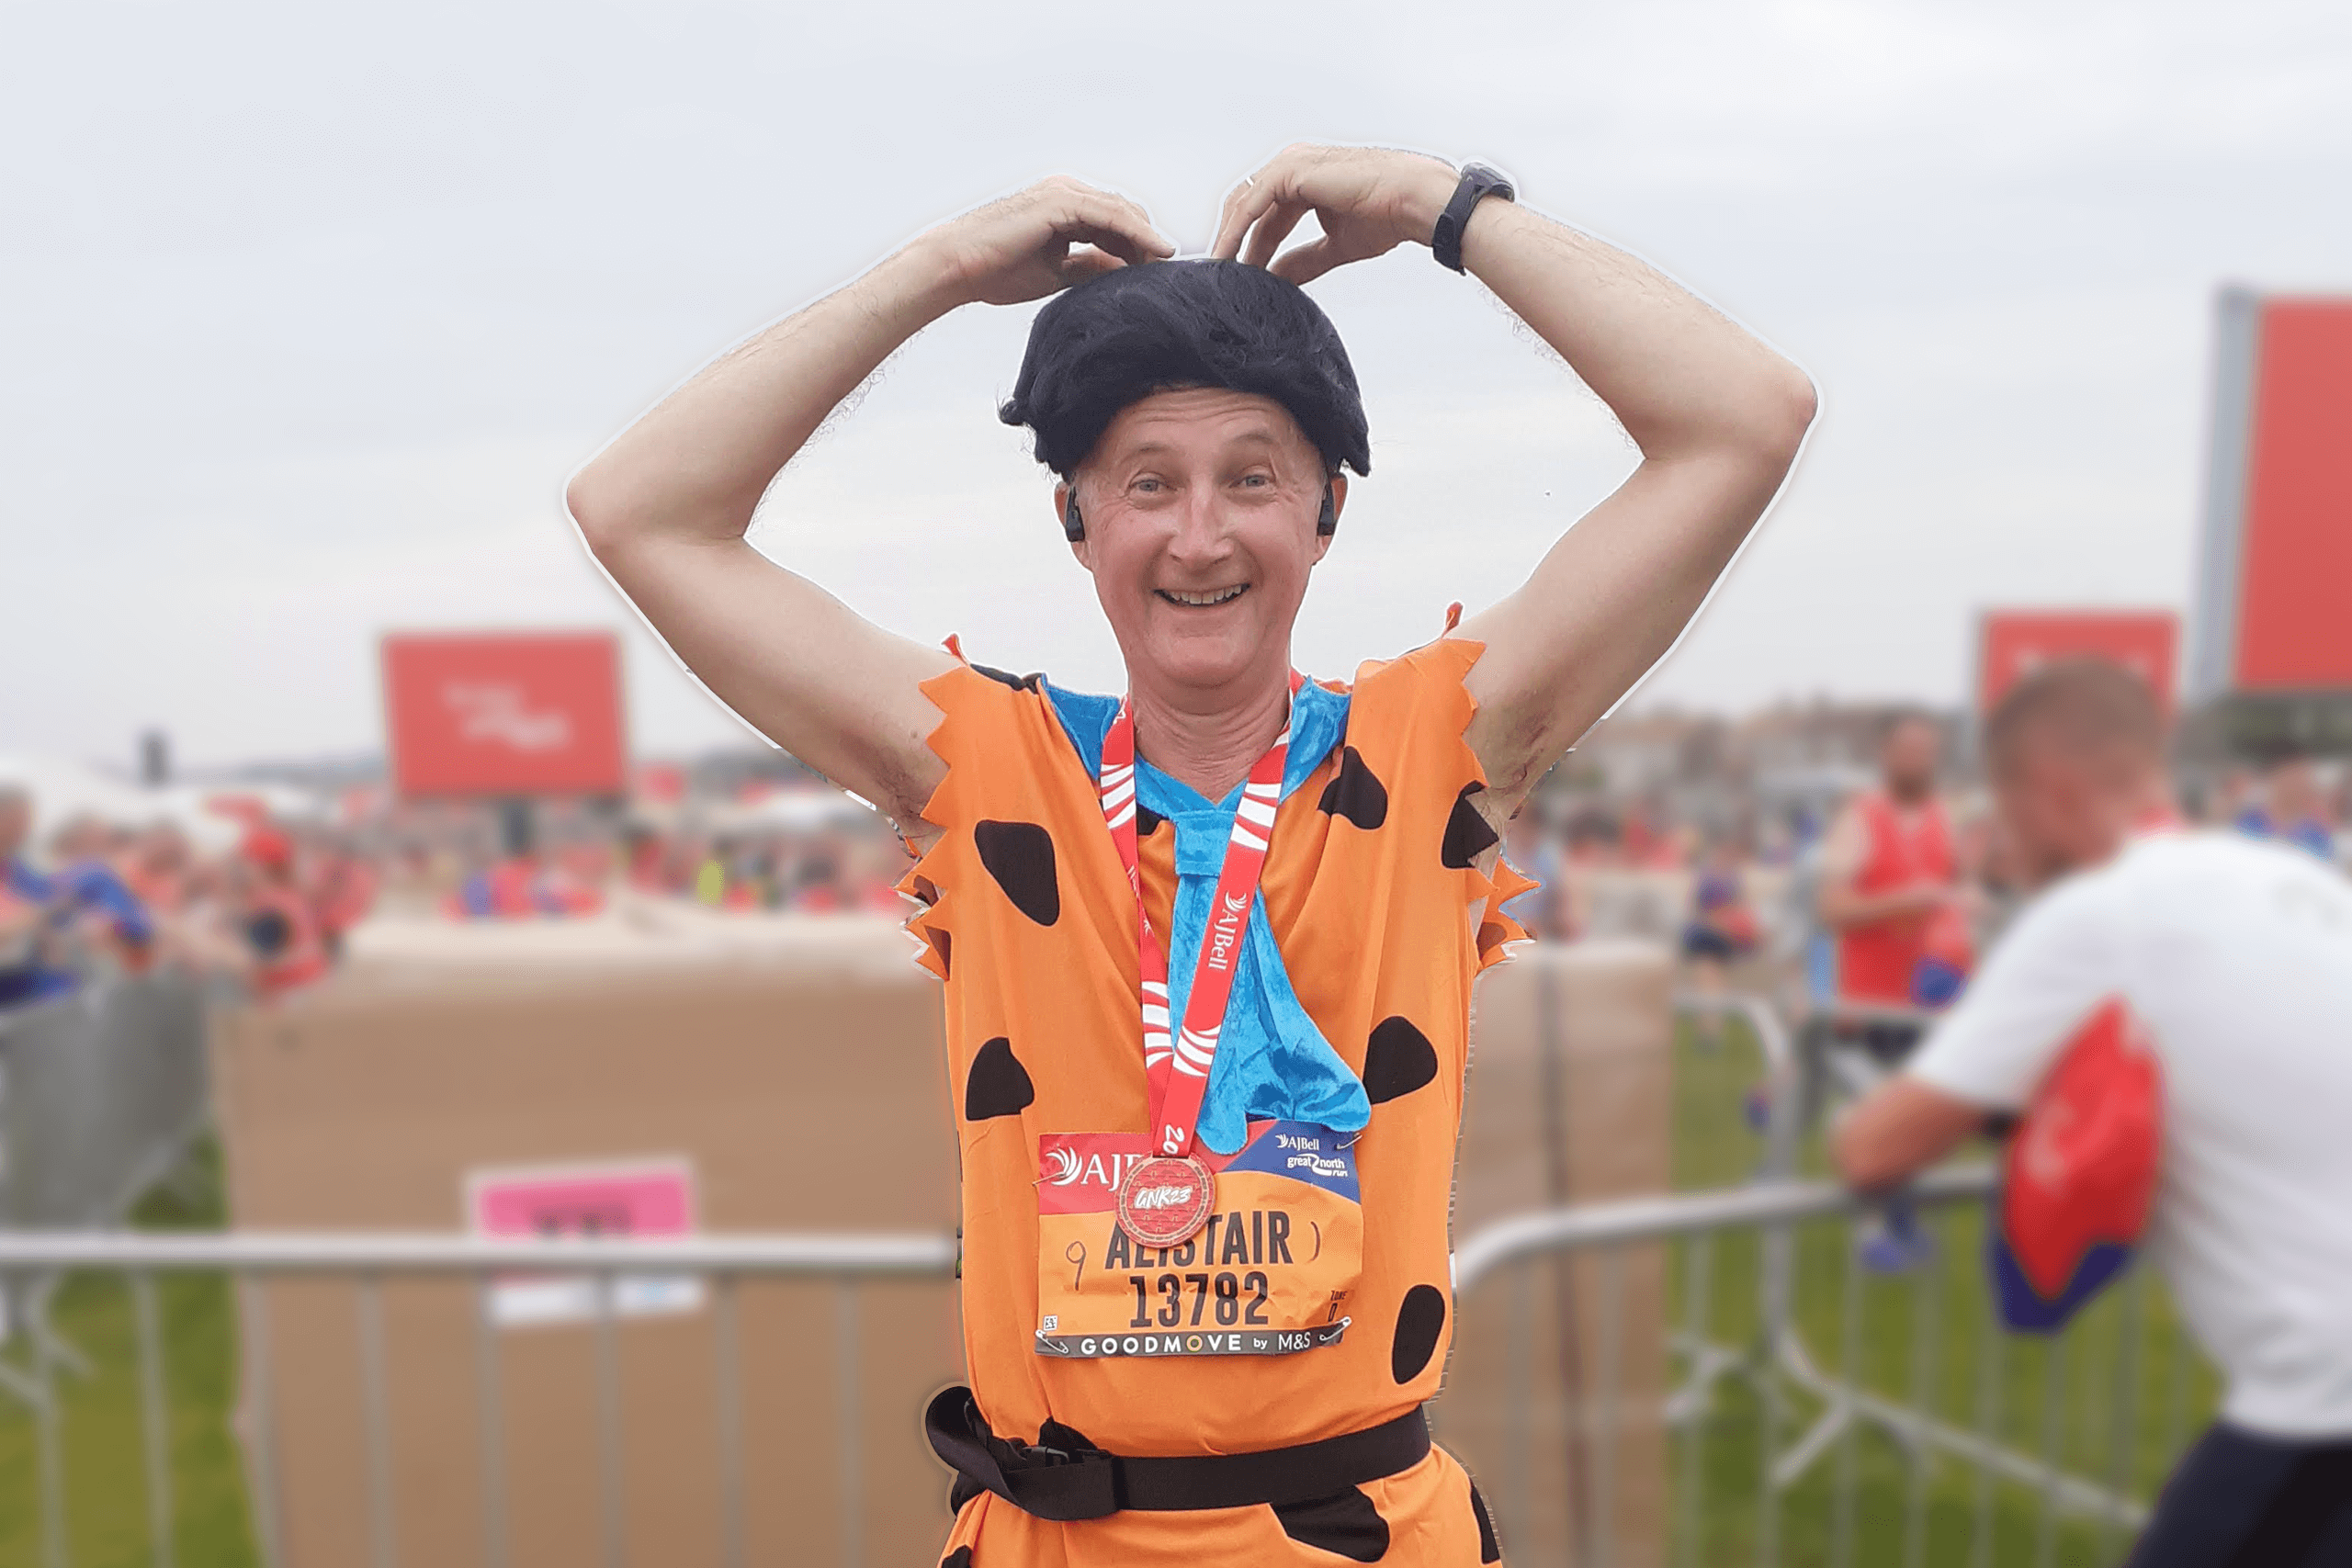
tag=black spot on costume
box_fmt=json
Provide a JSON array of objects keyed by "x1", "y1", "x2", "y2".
[
  {"x1": 1390, "y1": 1283, "x2": 1448, "y2": 1383},
  {"x1": 973, "y1": 820, "x2": 1060, "y2": 926},
  {"x1": 1316, "y1": 746, "x2": 1390, "y2": 829},
  {"x1": 971, "y1": 665, "x2": 1044, "y2": 692},
  {"x1": 1362, "y1": 1017, "x2": 1440, "y2": 1105},
  {"x1": 963, "y1": 1037, "x2": 1035, "y2": 1122},
  {"x1": 1470, "y1": 1481, "x2": 1502, "y2": 1562},
  {"x1": 1273, "y1": 1486, "x2": 1392, "y2": 1562},
  {"x1": 1440, "y1": 783, "x2": 1500, "y2": 869}
]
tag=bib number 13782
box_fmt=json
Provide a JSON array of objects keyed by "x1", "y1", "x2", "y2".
[
  {"x1": 1131, "y1": 1269, "x2": 1270, "y2": 1329},
  {"x1": 1034, "y1": 1121, "x2": 1363, "y2": 1359}
]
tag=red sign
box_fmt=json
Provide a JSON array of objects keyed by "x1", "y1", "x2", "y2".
[
  {"x1": 382, "y1": 632, "x2": 626, "y2": 797},
  {"x1": 2194, "y1": 294, "x2": 2352, "y2": 699},
  {"x1": 2234, "y1": 300, "x2": 2352, "y2": 690},
  {"x1": 1979, "y1": 611, "x2": 2178, "y2": 715}
]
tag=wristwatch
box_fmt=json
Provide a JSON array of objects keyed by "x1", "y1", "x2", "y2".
[{"x1": 1431, "y1": 163, "x2": 1515, "y2": 274}]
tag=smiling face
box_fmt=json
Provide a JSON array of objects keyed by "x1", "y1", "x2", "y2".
[{"x1": 1063, "y1": 388, "x2": 1340, "y2": 701}]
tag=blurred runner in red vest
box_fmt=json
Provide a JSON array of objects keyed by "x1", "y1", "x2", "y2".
[
  {"x1": 1819, "y1": 714, "x2": 1973, "y2": 1274},
  {"x1": 1817, "y1": 714, "x2": 1969, "y2": 1060}
]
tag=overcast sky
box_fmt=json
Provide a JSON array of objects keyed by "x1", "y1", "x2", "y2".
[{"x1": 5, "y1": 1, "x2": 2348, "y2": 770}]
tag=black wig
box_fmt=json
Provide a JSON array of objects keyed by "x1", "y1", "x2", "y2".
[{"x1": 999, "y1": 258, "x2": 1371, "y2": 480}]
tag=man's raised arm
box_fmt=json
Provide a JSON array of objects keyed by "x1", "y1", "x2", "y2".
[
  {"x1": 1215, "y1": 148, "x2": 1817, "y2": 812},
  {"x1": 565, "y1": 179, "x2": 1173, "y2": 828}
]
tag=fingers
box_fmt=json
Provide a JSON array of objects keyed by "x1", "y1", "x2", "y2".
[
  {"x1": 1047, "y1": 180, "x2": 1173, "y2": 265},
  {"x1": 1212, "y1": 169, "x2": 1285, "y2": 260},
  {"x1": 1268, "y1": 235, "x2": 1343, "y2": 288},
  {"x1": 1238, "y1": 200, "x2": 1310, "y2": 270},
  {"x1": 1060, "y1": 217, "x2": 1159, "y2": 268},
  {"x1": 1054, "y1": 247, "x2": 1126, "y2": 288}
]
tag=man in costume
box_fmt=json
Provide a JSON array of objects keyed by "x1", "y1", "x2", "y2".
[{"x1": 568, "y1": 144, "x2": 1815, "y2": 1565}]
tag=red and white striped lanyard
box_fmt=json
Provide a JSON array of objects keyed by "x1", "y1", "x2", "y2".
[{"x1": 1096, "y1": 674, "x2": 1302, "y2": 1159}]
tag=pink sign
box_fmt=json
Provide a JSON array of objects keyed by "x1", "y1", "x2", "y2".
[{"x1": 465, "y1": 1157, "x2": 700, "y2": 1327}]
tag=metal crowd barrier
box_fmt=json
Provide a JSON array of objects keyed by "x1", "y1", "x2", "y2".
[
  {"x1": 0, "y1": 976, "x2": 210, "y2": 1372},
  {"x1": 0, "y1": 976, "x2": 209, "y2": 1232},
  {"x1": 0, "y1": 1231, "x2": 957, "y2": 1568},
  {"x1": 1448, "y1": 1170, "x2": 2199, "y2": 1568},
  {"x1": 1422, "y1": 990, "x2": 2206, "y2": 1568},
  {"x1": 1, "y1": 1178, "x2": 2203, "y2": 1568},
  {"x1": 0, "y1": 987, "x2": 2208, "y2": 1567}
]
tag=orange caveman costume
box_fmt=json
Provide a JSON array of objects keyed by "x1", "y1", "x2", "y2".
[
  {"x1": 907, "y1": 636, "x2": 1533, "y2": 1565},
  {"x1": 564, "y1": 142, "x2": 1814, "y2": 1568}
]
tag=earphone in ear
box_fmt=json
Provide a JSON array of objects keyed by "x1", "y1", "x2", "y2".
[
  {"x1": 1317, "y1": 482, "x2": 1338, "y2": 536},
  {"x1": 1062, "y1": 491, "x2": 1085, "y2": 542}
]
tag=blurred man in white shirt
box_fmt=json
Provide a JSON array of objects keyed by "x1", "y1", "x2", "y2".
[{"x1": 1834, "y1": 660, "x2": 2352, "y2": 1568}]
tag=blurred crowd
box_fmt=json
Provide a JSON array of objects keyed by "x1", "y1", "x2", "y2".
[
  {"x1": 7, "y1": 726, "x2": 2342, "y2": 1015},
  {"x1": 0, "y1": 784, "x2": 359, "y2": 1007},
  {"x1": 0, "y1": 775, "x2": 919, "y2": 1010},
  {"x1": 1498, "y1": 716, "x2": 2346, "y2": 1016}
]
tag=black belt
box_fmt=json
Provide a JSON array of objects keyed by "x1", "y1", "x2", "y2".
[{"x1": 924, "y1": 1385, "x2": 1430, "y2": 1520}]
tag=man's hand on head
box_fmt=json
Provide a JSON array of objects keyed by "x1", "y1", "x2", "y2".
[
  {"x1": 1211, "y1": 145, "x2": 1460, "y2": 286},
  {"x1": 915, "y1": 176, "x2": 1175, "y2": 310},
  {"x1": 1209, "y1": 145, "x2": 1815, "y2": 810},
  {"x1": 565, "y1": 175, "x2": 1174, "y2": 830}
]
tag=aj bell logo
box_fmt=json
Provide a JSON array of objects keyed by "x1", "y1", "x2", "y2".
[
  {"x1": 444, "y1": 682, "x2": 572, "y2": 753},
  {"x1": 1044, "y1": 1147, "x2": 1148, "y2": 1191},
  {"x1": 1205, "y1": 891, "x2": 1249, "y2": 972}
]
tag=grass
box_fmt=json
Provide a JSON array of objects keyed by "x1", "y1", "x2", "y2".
[
  {"x1": 0, "y1": 1021, "x2": 2220, "y2": 1567},
  {"x1": 1648, "y1": 1014, "x2": 2220, "y2": 1566},
  {"x1": 0, "y1": 1140, "x2": 260, "y2": 1568}
]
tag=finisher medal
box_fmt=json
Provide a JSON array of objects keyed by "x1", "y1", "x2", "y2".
[
  {"x1": 1114, "y1": 1154, "x2": 1216, "y2": 1248},
  {"x1": 1092, "y1": 674, "x2": 1303, "y2": 1248}
]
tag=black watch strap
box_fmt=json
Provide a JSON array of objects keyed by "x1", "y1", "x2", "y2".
[{"x1": 1430, "y1": 163, "x2": 1515, "y2": 273}]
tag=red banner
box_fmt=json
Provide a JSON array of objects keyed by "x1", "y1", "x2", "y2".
[
  {"x1": 1979, "y1": 611, "x2": 2178, "y2": 715},
  {"x1": 382, "y1": 632, "x2": 627, "y2": 797},
  {"x1": 2234, "y1": 299, "x2": 2352, "y2": 691}
]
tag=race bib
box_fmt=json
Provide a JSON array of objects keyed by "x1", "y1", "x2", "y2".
[{"x1": 1034, "y1": 1120, "x2": 1362, "y2": 1359}]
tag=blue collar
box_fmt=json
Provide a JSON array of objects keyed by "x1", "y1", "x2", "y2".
[
  {"x1": 1043, "y1": 679, "x2": 1369, "y2": 1153},
  {"x1": 1041, "y1": 680, "x2": 1350, "y2": 805}
]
